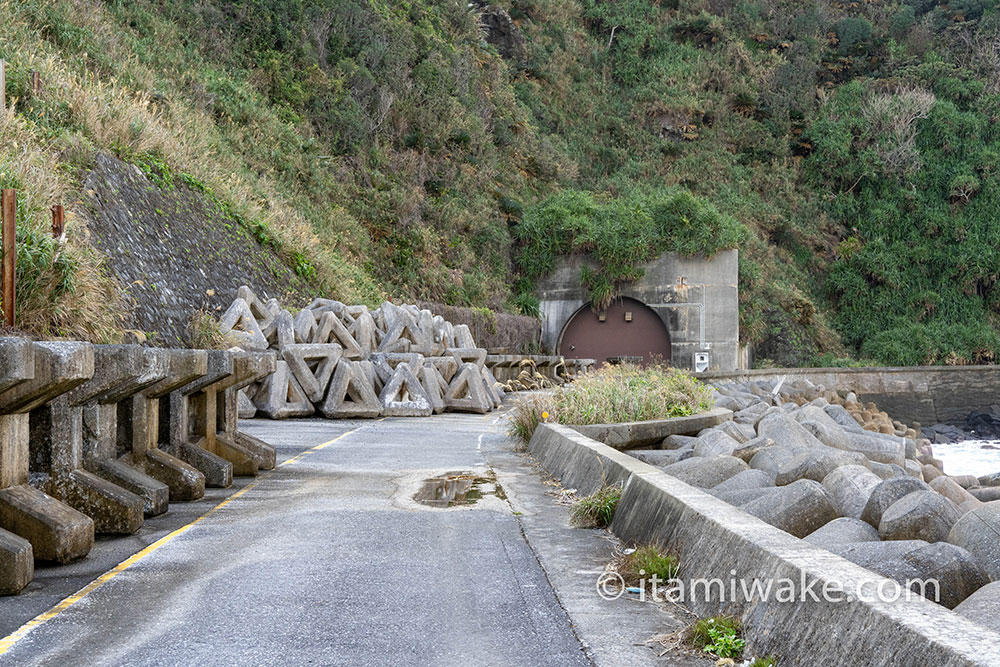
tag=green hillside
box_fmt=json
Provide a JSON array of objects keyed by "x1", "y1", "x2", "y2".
[{"x1": 3, "y1": 0, "x2": 1000, "y2": 365}]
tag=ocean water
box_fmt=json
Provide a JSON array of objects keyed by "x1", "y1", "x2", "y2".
[{"x1": 932, "y1": 440, "x2": 1000, "y2": 478}]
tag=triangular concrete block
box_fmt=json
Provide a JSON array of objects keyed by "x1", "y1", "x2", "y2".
[
  {"x1": 293, "y1": 309, "x2": 318, "y2": 344},
  {"x1": 237, "y1": 389, "x2": 257, "y2": 419},
  {"x1": 484, "y1": 366, "x2": 505, "y2": 402},
  {"x1": 219, "y1": 298, "x2": 268, "y2": 350},
  {"x1": 425, "y1": 356, "x2": 458, "y2": 383},
  {"x1": 419, "y1": 363, "x2": 447, "y2": 414},
  {"x1": 281, "y1": 343, "x2": 343, "y2": 403},
  {"x1": 348, "y1": 310, "x2": 377, "y2": 356},
  {"x1": 444, "y1": 362, "x2": 491, "y2": 414},
  {"x1": 320, "y1": 361, "x2": 381, "y2": 418},
  {"x1": 447, "y1": 347, "x2": 487, "y2": 370},
  {"x1": 253, "y1": 360, "x2": 315, "y2": 419},
  {"x1": 237, "y1": 286, "x2": 275, "y2": 329},
  {"x1": 481, "y1": 366, "x2": 502, "y2": 408},
  {"x1": 313, "y1": 312, "x2": 363, "y2": 359},
  {"x1": 262, "y1": 310, "x2": 295, "y2": 349},
  {"x1": 378, "y1": 362, "x2": 432, "y2": 416},
  {"x1": 378, "y1": 311, "x2": 431, "y2": 355},
  {"x1": 452, "y1": 324, "x2": 476, "y2": 348}
]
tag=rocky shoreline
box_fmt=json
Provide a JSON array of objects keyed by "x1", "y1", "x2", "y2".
[{"x1": 625, "y1": 376, "x2": 1000, "y2": 630}]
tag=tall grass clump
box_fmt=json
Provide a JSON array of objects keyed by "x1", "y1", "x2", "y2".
[
  {"x1": 507, "y1": 363, "x2": 713, "y2": 442},
  {"x1": 570, "y1": 484, "x2": 621, "y2": 528}
]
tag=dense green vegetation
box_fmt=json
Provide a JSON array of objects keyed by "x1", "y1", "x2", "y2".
[{"x1": 4, "y1": 0, "x2": 1000, "y2": 364}]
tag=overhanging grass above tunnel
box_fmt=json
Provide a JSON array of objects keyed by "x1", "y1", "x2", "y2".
[{"x1": 512, "y1": 187, "x2": 747, "y2": 313}]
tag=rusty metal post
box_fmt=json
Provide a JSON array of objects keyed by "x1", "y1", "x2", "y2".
[
  {"x1": 1, "y1": 190, "x2": 15, "y2": 327},
  {"x1": 30, "y1": 71, "x2": 40, "y2": 97},
  {"x1": 0, "y1": 59, "x2": 5, "y2": 113},
  {"x1": 51, "y1": 205, "x2": 65, "y2": 239}
]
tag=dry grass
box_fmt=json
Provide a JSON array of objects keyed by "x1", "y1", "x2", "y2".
[
  {"x1": 0, "y1": 0, "x2": 385, "y2": 340},
  {"x1": 507, "y1": 363, "x2": 714, "y2": 442}
]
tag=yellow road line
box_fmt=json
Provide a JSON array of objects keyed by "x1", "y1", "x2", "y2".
[{"x1": 0, "y1": 426, "x2": 361, "y2": 656}]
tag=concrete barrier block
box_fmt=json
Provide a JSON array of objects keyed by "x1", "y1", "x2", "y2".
[
  {"x1": 175, "y1": 440, "x2": 232, "y2": 489},
  {"x1": 213, "y1": 435, "x2": 260, "y2": 477},
  {"x1": 742, "y1": 479, "x2": 839, "y2": 538},
  {"x1": 141, "y1": 448, "x2": 205, "y2": 501},
  {"x1": 0, "y1": 484, "x2": 93, "y2": 562},
  {"x1": 0, "y1": 342, "x2": 94, "y2": 415},
  {"x1": 444, "y1": 363, "x2": 490, "y2": 414},
  {"x1": 234, "y1": 431, "x2": 277, "y2": 470},
  {"x1": 822, "y1": 464, "x2": 882, "y2": 519},
  {"x1": 253, "y1": 360, "x2": 314, "y2": 419},
  {"x1": 0, "y1": 338, "x2": 34, "y2": 395},
  {"x1": 378, "y1": 362, "x2": 432, "y2": 417},
  {"x1": 660, "y1": 456, "x2": 748, "y2": 489},
  {"x1": 954, "y1": 581, "x2": 1000, "y2": 633},
  {"x1": 43, "y1": 468, "x2": 144, "y2": 535},
  {"x1": 0, "y1": 528, "x2": 32, "y2": 595},
  {"x1": 315, "y1": 312, "x2": 363, "y2": 358},
  {"x1": 281, "y1": 343, "x2": 342, "y2": 403},
  {"x1": 93, "y1": 459, "x2": 169, "y2": 517}
]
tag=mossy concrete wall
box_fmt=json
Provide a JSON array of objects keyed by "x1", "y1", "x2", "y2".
[
  {"x1": 703, "y1": 366, "x2": 1000, "y2": 424},
  {"x1": 536, "y1": 250, "x2": 739, "y2": 372}
]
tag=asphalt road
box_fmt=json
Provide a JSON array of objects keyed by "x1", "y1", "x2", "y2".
[{"x1": 0, "y1": 413, "x2": 706, "y2": 667}]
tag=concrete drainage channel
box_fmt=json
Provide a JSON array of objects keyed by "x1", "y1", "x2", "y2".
[{"x1": 528, "y1": 423, "x2": 1000, "y2": 667}]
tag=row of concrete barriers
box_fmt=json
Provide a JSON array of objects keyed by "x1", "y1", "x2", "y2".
[{"x1": 0, "y1": 339, "x2": 277, "y2": 595}]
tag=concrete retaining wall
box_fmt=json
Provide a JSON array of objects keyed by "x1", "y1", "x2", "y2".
[
  {"x1": 536, "y1": 250, "x2": 739, "y2": 372},
  {"x1": 704, "y1": 366, "x2": 1000, "y2": 424},
  {"x1": 528, "y1": 422, "x2": 1000, "y2": 666}
]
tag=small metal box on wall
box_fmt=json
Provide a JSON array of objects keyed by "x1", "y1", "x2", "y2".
[{"x1": 694, "y1": 351, "x2": 710, "y2": 373}]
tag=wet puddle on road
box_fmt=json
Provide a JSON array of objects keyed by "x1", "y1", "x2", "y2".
[{"x1": 414, "y1": 471, "x2": 506, "y2": 508}]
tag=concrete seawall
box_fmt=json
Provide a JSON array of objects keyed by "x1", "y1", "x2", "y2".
[
  {"x1": 702, "y1": 366, "x2": 1000, "y2": 424},
  {"x1": 528, "y1": 423, "x2": 1000, "y2": 667}
]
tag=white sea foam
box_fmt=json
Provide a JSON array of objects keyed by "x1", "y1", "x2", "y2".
[{"x1": 933, "y1": 440, "x2": 1000, "y2": 477}]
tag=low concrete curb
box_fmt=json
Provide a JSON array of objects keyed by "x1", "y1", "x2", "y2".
[
  {"x1": 528, "y1": 423, "x2": 1000, "y2": 667},
  {"x1": 567, "y1": 407, "x2": 732, "y2": 449}
]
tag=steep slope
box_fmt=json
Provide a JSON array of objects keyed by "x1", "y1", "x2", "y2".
[{"x1": 2, "y1": 0, "x2": 1000, "y2": 365}]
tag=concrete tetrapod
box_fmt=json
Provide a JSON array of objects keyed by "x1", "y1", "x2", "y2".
[
  {"x1": 878, "y1": 491, "x2": 961, "y2": 543},
  {"x1": 0, "y1": 341, "x2": 96, "y2": 561},
  {"x1": 947, "y1": 504, "x2": 1000, "y2": 581},
  {"x1": 803, "y1": 517, "x2": 880, "y2": 551},
  {"x1": 830, "y1": 540, "x2": 988, "y2": 609},
  {"x1": 822, "y1": 465, "x2": 882, "y2": 519},
  {"x1": 861, "y1": 477, "x2": 932, "y2": 529},
  {"x1": 741, "y1": 479, "x2": 838, "y2": 538},
  {"x1": 953, "y1": 581, "x2": 1000, "y2": 633},
  {"x1": 124, "y1": 349, "x2": 208, "y2": 501}
]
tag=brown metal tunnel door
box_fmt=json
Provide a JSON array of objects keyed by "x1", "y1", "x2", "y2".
[{"x1": 558, "y1": 298, "x2": 671, "y2": 367}]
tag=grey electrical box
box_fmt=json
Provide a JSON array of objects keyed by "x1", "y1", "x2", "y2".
[{"x1": 694, "y1": 351, "x2": 710, "y2": 373}]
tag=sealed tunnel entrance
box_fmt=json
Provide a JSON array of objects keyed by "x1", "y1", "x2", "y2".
[{"x1": 557, "y1": 297, "x2": 671, "y2": 367}]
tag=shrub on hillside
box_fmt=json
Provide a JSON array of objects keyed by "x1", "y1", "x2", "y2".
[
  {"x1": 507, "y1": 363, "x2": 714, "y2": 442},
  {"x1": 514, "y1": 188, "x2": 746, "y2": 311}
]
